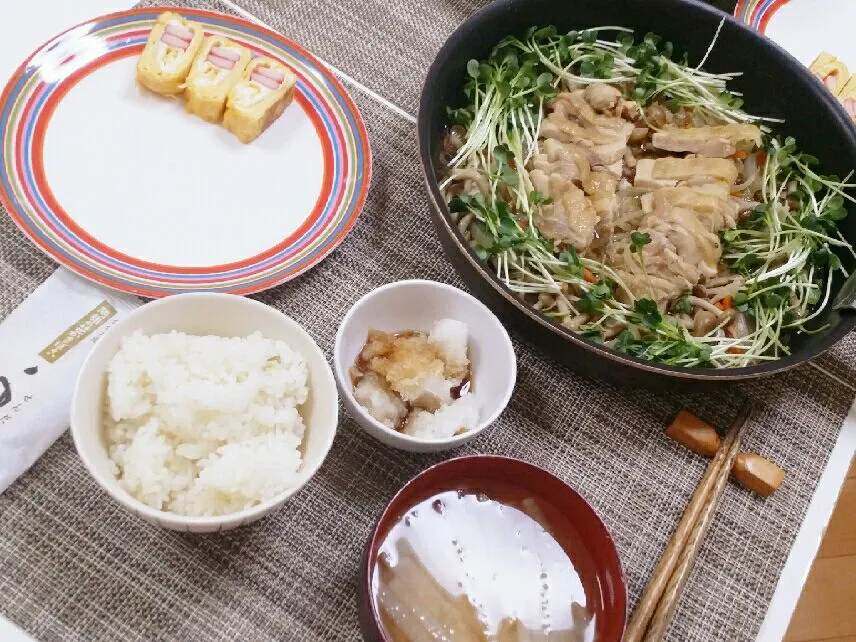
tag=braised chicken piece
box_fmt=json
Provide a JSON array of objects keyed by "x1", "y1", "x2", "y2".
[
  {"x1": 651, "y1": 124, "x2": 762, "y2": 158},
  {"x1": 612, "y1": 184, "x2": 738, "y2": 302},
  {"x1": 529, "y1": 170, "x2": 599, "y2": 251},
  {"x1": 582, "y1": 170, "x2": 619, "y2": 223},
  {"x1": 640, "y1": 184, "x2": 738, "y2": 226},
  {"x1": 539, "y1": 90, "x2": 634, "y2": 167},
  {"x1": 583, "y1": 83, "x2": 622, "y2": 113},
  {"x1": 634, "y1": 157, "x2": 739, "y2": 190},
  {"x1": 530, "y1": 138, "x2": 589, "y2": 182},
  {"x1": 528, "y1": 89, "x2": 631, "y2": 250}
]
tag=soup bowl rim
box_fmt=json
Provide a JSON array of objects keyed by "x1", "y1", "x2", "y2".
[{"x1": 359, "y1": 454, "x2": 628, "y2": 641}]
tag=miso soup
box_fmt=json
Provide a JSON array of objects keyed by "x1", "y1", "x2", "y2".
[{"x1": 371, "y1": 483, "x2": 598, "y2": 642}]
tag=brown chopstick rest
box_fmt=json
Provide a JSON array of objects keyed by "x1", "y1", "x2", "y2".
[
  {"x1": 665, "y1": 409, "x2": 721, "y2": 456},
  {"x1": 665, "y1": 410, "x2": 785, "y2": 497},
  {"x1": 732, "y1": 453, "x2": 785, "y2": 497}
]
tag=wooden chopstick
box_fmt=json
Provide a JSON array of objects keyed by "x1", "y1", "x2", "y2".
[
  {"x1": 641, "y1": 402, "x2": 751, "y2": 641},
  {"x1": 624, "y1": 400, "x2": 755, "y2": 642}
]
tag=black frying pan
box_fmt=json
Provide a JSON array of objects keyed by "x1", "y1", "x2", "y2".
[{"x1": 418, "y1": 0, "x2": 856, "y2": 389}]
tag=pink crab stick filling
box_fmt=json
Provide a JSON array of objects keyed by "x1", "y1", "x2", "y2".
[
  {"x1": 250, "y1": 71, "x2": 282, "y2": 90},
  {"x1": 161, "y1": 32, "x2": 190, "y2": 49},
  {"x1": 210, "y1": 47, "x2": 241, "y2": 62},
  {"x1": 249, "y1": 66, "x2": 286, "y2": 90},
  {"x1": 823, "y1": 74, "x2": 838, "y2": 91},
  {"x1": 844, "y1": 98, "x2": 856, "y2": 119},
  {"x1": 254, "y1": 66, "x2": 286, "y2": 82},
  {"x1": 206, "y1": 52, "x2": 236, "y2": 70},
  {"x1": 160, "y1": 23, "x2": 194, "y2": 49}
]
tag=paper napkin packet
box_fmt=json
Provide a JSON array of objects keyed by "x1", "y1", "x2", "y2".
[{"x1": 0, "y1": 269, "x2": 140, "y2": 493}]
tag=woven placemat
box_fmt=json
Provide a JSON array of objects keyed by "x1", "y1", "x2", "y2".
[{"x1": 1, "y1": 0, "x2": 855, "y2": 641}]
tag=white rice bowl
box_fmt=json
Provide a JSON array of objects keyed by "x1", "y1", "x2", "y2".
[{"x1": 105, "y1": 330, "x2": 309, "y2": 517}]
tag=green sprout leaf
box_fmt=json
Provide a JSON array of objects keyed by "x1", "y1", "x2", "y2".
[
  {"x1": 590, "y1": 280, "x2": 613, "y2": 298},
  {"x1": 530, "y1": 191, "x2": 553, "y2": 206},
  {"x1": 674, "y1": 296, "x2": 693, "y2": 315},
  {"x1": 630, "y1": 231, "x2": 652, "y2": 253},
  {"x1": 533, "y1": 25, "x2": 558, "y2": 40},
  {"x1": 733, "y1": 291, "x2": 750, "y2": 313},
  {"x1": 559, "y1": 247, "x2": 582, "y2": 273},
  {"x1": 634, "y1": 298, "x2": 662, "y2": 329},
  {"x1": 577, "y1": 292, "x2": 603, "y2": 314}
]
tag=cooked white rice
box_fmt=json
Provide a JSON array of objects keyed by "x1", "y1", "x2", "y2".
[{"x1": 104, "y1": 330, "x2": 309, "y2": 517}]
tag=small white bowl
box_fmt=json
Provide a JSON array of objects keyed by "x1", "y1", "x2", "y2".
[
  {"x1": 71, "y1": 293, "x2": 338, "y2": 533},
  {"x1": 334, "y1": 280, "x2": 516, "y2": 452}
]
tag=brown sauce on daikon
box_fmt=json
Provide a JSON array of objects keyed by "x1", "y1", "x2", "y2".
[
  {"x1": 351, "y1": 331, "x2": 422, "y2": 378},
  {"x1": 372, "y1": 482, "x2": 598, "y2": 642},
  {"x1": 450, "y1": 376, "x2": 471, "y2": 400},
  {"x1": 350, "y1": 329, "x2": 474, "y2": 433}
]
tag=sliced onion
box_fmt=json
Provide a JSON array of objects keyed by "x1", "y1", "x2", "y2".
[
  {"x1": 731, "y1": 152, "x2": 757, "y2": 192},
  {"x1": 726, "y1": 311, "x2": 753, "y2": 338}
]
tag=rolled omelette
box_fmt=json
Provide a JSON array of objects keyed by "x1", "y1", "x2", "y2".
[
  {"x1": 184, "y1": 36, "x2": 253, "y2": 123},
  {"x1": 223, "y1": 57, "x2": 297, "y2": 143},
  {"x1": 838, "y1": 75, "x2": 856, "y2": 121},
  {"x1": 809, "y1": 52, "x2": 849, "y2": 96},
  {"x1": 136, "y1": 12, "x2": 204, "y2": 95}
]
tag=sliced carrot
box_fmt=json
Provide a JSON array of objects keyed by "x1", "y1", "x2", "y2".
[
  {"x1": 716, "y1": 295, "x2": 734, "y2": 311},
  {"x1": 582, "y1": 268, "x2": 597, "y2": 284},
  {"x1": 726, "y1": 347, "x2": 746, "y2": 355},
  {"x1": 756, "y1": 150, "x2": 767, "y2": 165},
  {"x1": 732, "y1": 150, "x2": 748, "y2": 160}
]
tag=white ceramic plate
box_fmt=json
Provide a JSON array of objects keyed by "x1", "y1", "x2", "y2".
[
  {"x1": 0, "y1": 8, "x2": 371, "y2": 296},
  {"x1": 736, "y1": 0, "x2": 856, "y2": 69}
]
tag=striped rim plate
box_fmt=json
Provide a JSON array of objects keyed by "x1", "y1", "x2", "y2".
[
  {"x1": 0, "y1": 8, "x2": 371, "y2": 297},
  {"x1": 734, "y1": 0, "x2": 856, "y2": 71},
  {"x1": 734, "y1": 0, "x2": 789, "y2": 33}
]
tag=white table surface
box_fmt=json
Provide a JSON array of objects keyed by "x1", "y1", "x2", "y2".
[{"x1": 0, "y1": 2, "x2": 854, "y2": 641}]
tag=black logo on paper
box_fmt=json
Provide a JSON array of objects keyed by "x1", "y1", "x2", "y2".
[{"x1": 0, "y1": 366, "x2": 40, "y2": 409}]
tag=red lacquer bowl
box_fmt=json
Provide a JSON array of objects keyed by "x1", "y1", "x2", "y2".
[{"x1": 358, "y1": 455, "x2": 627, "y2": 641}]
